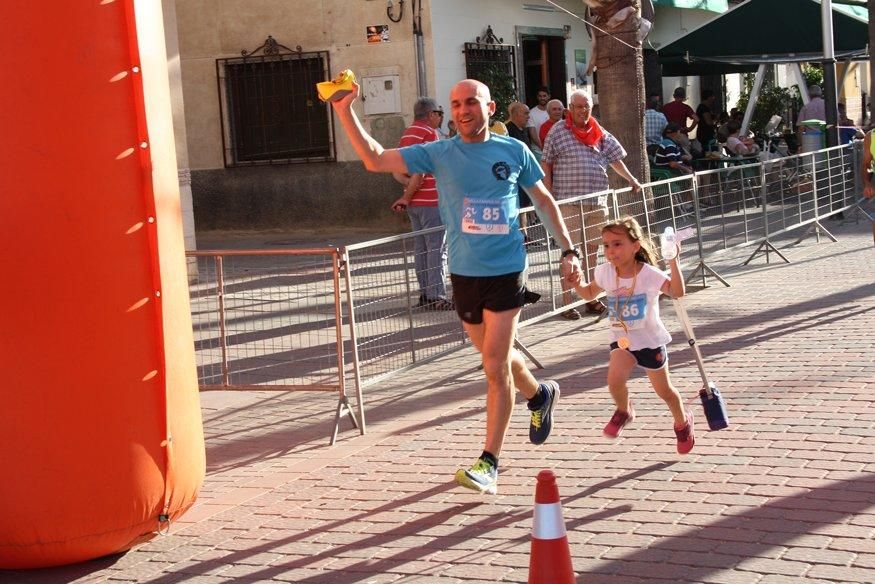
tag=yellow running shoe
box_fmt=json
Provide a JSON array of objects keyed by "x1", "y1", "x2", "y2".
[{"x1": 454, "y1": 458, "x2": 498, "y2": 495}]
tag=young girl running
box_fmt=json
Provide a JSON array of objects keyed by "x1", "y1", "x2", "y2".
[{"x1": 569, "y1": 216, "x2": 695, "y2": 454}]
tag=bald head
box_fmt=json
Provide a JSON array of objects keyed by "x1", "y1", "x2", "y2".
[
  {"x1": 451, "y1": 79, "x2": 491, "y2": 102},
  {"x1": 508, "y1": 101, "x2": 530, "y2": 127},
  {"x1": 568, "y1": 90, "x2": 592, "y2": 127},
  {"x1": 508, "y1": 101, "x2": 527, "y2": 116},
  {"x1": 449, "y1": 79, "x2": 495, "y2": 143}
]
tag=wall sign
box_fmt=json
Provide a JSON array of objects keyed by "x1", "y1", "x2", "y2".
[{"x1": 367, "y1": 25, "x2": 390, "y2": 43}]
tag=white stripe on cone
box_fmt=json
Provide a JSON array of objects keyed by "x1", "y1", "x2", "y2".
[{"x1": 532, "y1": 502, "x2": 566, "y2": 540}]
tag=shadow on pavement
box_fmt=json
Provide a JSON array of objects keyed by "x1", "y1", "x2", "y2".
[{"x1": 575, "y1": 472, "x2": 875, "y2": 582}]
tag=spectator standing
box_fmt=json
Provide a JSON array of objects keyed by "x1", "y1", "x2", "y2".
[
  {"x1": 644, "y1": 96, "x2": 668, "y2": 155},
  {"x1": 541, "y1": 89, "x2": 642, "y2": 320},
  {"x1": 695, "y1": 90, "x2": 718, "y2": 152},
  {"x1": 330, "y1": 78, "x2": 582, "y2": 495},
  {"x1": 796, "y1": 84, "x2": 826, "y2": 151},
  {"x1": 863, "y1": 130, "x2": 875, "y2": 243},
  {"x1": 507, "y1": 102, "x2": 536, "y2": 237},
  {"x1": 837, "y1": 102, "x2": 863, "y2": 144},
  {"x1": 506, "y1": 102, "x2": 532, "y2": 148},
  {"x1": 662, "y1": 87, "x2": 699, "y2": 155},
  {"x1": 391, "y1": 97, "x2": 452, "y2": 310},
  {"x1": 527, "y1": 86, "x2": 551, "y2": 151},
  {"x1": 538, "y1": 99, "x2": 565, "y2": 147}
]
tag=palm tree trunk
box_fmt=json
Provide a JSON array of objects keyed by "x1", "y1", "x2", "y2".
[{"x1": 590, "y1": 3, "x2": 649, "y2": 206}]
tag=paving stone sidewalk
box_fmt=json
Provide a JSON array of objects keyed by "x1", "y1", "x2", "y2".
[{"x1": 6, "y1": 219, "x2": 875, "y2": 584}]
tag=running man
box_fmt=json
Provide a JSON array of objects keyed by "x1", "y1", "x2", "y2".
[{"x1": 329, "y1": 78, "x2": 582, "y2": 494}]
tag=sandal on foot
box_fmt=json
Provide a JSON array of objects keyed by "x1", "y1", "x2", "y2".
[{"x1": 561, "y1": 308, "x2": 581, "y2": 320}]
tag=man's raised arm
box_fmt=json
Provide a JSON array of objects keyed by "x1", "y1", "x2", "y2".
[{"x1": 330, "y1": 82, "x2": 409, "y2": 174}]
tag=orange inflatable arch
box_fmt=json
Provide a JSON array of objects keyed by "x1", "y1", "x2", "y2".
[{"x1": 0, "y1": 2, "x2": 205, "y2": 569}]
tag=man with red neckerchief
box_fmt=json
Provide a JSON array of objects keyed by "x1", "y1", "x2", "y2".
[{"x1": 541, "y1": 89, "x2": 641, "y2": 319}]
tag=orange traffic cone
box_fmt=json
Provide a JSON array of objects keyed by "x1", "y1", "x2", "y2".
[{"x1": 528, "y1": 469, "x2": 575, "y2": 584}]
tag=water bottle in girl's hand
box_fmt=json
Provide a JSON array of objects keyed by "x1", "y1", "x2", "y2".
[
  {"x1": 660, "y1": 226, "x2": 696, "y2": 261},
  {"x1": 660, "y1": 227, "x2": 678, "y2": 260}
]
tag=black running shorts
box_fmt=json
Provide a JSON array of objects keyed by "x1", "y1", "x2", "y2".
[
  {"x1": 450, "y1": 271, "x2": 540, "y2": 324},
  {"x1": 609, "y1": 342, "x2": 669, "y2": 371}
]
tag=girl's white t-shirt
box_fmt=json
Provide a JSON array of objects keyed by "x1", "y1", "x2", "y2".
[{"x1": 594, "y1": 262, "x2": 672, "y2": 351}]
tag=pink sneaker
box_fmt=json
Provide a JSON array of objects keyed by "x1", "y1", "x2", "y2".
[
  {"x1": 603, "y1": 404, "x2": 635, "y2": 438},
  {"x1": 675, "y1": 410, "x2": 696, "y2": 454}
]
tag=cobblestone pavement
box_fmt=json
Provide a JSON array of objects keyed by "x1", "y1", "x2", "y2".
[{"x1": 5, "y1": 218, "x2": 874, "y2": 583}]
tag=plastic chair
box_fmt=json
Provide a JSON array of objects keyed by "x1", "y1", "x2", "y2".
[
  {"x1": 648, "y1": 165, "x2": 691, "y2": 220},
  {"x1": 721, "y1": 146, "x2": 761, "y2": 209}
]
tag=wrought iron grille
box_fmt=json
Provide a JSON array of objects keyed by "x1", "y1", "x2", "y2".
[
  {"x1": 464, "y1": 42, "x2": 517, "y2": 79},
  {"x1": 463, "y1": 26, "x2": 518, "y2": 119},
  {"x1": 216, "y1": 36, "x2": 335, "y2": 167}
]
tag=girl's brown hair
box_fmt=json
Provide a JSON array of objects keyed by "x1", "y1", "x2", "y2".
[{"x1": 601, "y1": 216, "x2": 658, "y2": 265}]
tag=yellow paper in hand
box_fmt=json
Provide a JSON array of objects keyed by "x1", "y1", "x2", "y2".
[{"x1": 316, "y1": 69, "x2": 355, "y2": 102}]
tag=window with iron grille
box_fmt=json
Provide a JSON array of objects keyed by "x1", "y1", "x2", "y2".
[
  {"x1": 463, "y1": 27, "x2": 518, "y2": 121},
  {"x1": 216, "y1": 37, "x2": 335, "y2": 167}
]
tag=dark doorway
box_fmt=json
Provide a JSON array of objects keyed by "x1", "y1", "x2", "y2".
[
  {"x1": 520, "y1": 34, "x2": 566, "y2": 106},
  {"x1": 700, "y1": 74, "x2": 724, "y2": 116},
  {"x1": 643, "y1": 49, "x2": 662, "y2": 105}
]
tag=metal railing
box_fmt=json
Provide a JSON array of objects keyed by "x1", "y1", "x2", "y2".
[
  {"x1": 339, "y1": 142, "x2": 866, "y2": 390},
  {"x1": 186, "y1": 248, "x2": 363, "y2": 445},
  {"x1": 187, "y1": 141, "x2": 870, "y2": 443}
]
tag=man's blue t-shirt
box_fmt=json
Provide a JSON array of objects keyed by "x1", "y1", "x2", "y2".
[{"x1": 400, "y1": 134, "x2": 545, "y2": 277}]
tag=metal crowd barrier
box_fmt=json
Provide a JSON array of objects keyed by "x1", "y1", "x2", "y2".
[
  {"x1": 186, "y1": 248, "x2": 363, "y2": 445},
  {"x1": 187, "y1": 142, "x2": 869, "y2": 443},
  {"x1": 340, "y1": 142, "x2": 866, "y2": 391}
]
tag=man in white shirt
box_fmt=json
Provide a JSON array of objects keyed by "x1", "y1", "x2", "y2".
[
  {"x1": 796, "y1": 84, "x2": 826, "y2": 151},
  {"x1": 527, "y1": 87, "x2": 551, "y2": 151}
]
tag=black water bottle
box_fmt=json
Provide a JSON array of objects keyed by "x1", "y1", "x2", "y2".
[{"x1": 699, "y1": 382, "x2": 729, "y2": 431}]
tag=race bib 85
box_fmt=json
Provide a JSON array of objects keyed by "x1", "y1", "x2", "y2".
[{"x1": 461, "y1": 197, "x2": 511, "y2": 235}]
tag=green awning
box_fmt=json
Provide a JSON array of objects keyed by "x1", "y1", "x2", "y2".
[
  {"x1": 835, "y1": 4, "x2": 868, "y2": 20},
  {"x1": 658, "y1": 0, "x2": 869, "y2": 76},
  {"x1": 653, "y1": 0, "x2": 728, "y2": 12}
]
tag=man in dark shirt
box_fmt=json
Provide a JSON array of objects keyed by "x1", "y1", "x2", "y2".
[
  {"x1": 506, "y1": 101, "x2": 532, "y2": 149},
  {"x1": 506, "y1": 101, "x2": 535, "y2": 236},
  {"x1": 696, "y1": 90, "x2": 718, "y2": 152}
]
